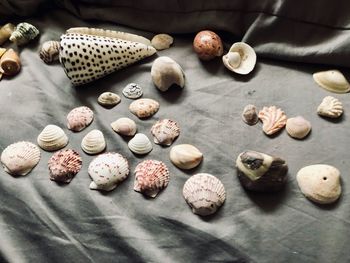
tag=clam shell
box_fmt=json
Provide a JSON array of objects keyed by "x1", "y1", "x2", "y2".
[
  {"x1": 151, "y1": 34, "x2": 173, "y2": 50},
  {"x1": 134, "y1": 159, "x2": 170, "y2": 198},
  {"x1": 37, "y1": 125, "x2": 69, "y2": 151},
  {"x1": 39, "y1": 40, "x2": 60, "y2": 64},
  {"x1": 67, "y1": 106, "x2": 94, "y2": 132},
  {"x1": 129, "y1": 98, "x2": 159, "y2": 118},
  {"x1": 111, "y1": 117, "x2": 137, "y2": 136},
  {"x1": 183, "y1": 173, "x2": 226, "y2": 216},
  {"x1": 81, "y1": 129, "x2": 106, "y2": 155},
  {"x1": 313, "y1": 70, "x2": 350, "y2": 93},
  {"x1": 0, "y1": 23, "x2": 15, "y2": 45},
  {"x1": 128, "y1": 133, "x2": 153, "y2": 155},
  {"x1": 169, "y1": 144, "x2": 203, "y2": 170},
  {"x1": 1, "y1": 141, "x2": 40, "y2": 176},
  {"x1": 286, "y1": 116, "x2": 311, "y2": 139},
  {"x1": 151, "y1": 56, "x2": 185, "y2": 92},
  {"x1": 193, "y1": 30, "x2": 223, "y2": 60},
  {"x1": 317, "y1": 96, "x2": 343, "y2": 118},
  {"x1": 97, "y1": 92, "x2": 120, "y2": 107},
  {"x1": 242, "y1": 104, "x2": 258, "y2": 125},
  {"x1": 122, "y1": 83, "x2": 143, "y2": 99},
  {"x1": 10, "y1": 22, "x2": 39, "y2": 45},
  {"x1": 151, "y1": 119, "x2": 180, "y2": 146},
  {"x1": 48, "y1": 149, "x2": 82, "y2": 183},
  {"x1": 88, "y1": 152, "x2": 129, "y2": 191},
  {"x1": 0, "y1": 49, "x2": 21, "y2": 76},
  {"x1": 258, "y1": 106, "x2": 287, "y2": 135}
]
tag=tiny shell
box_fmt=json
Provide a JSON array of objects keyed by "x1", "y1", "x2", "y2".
[
  {"x1": 151, "y1": 34, "x2": 173, "y2": 50},
  {"x1": 67, "y1": 106, "x2": 94, "y2": 132},
  {"x1": 286, "y1": 116, "x2": 311, "y2": 139},
  {"x1": 111, "y1": 117, "x2": 137, "y2": 136},
  {"x1": 0, "y1": 49, "x2": 21, "y2": 77},
  {"x1": 39, "y1": 40, "x2": 60, "y2": 64},
  {"x1": 81, "y1": 129, "x2": 106, "y2": 155},
  {"x1": 97, "y1": 92, "x2": 121, "y2": 107},
  {"x1": 193, "y1": 30, "x2": 223, "y2": 60},
  {"x1": 88, "y1": 152, "x2": 129, "y2": 191},
  {"x1": 169, "y1": 144, "x2": 203, "y2": 170},
  {"x1": 317, "y1": 96, "x2": 343, "y2": 118},
  {"x1": 48, "y1": 149, "x2": 82, "y2": 183},
  {"x1": 0, "y1": 23, "x2": 15, "y2": 45},
  {"x1": 151, "y1": 119, "x2": 180, "y2": 146},
  {"x1": 10, "y1": 22, "x2": 39, "y2": 45},
  {"x1": 151, "y1": 56, "x2": 185, "y2": 92},
  {"x1": 242, "y1": 104, "x2": 258, "y2": 125},
  {"x1": 313, "y1": 70, "x2": 350, "y2": 93},
  {"x1": 134, "y1": 159, "x2": 170, "y2": 198},
  {"x1": 258, "y1": 106, "x2": 287, "y2": 135},
  {"x1": 128, "y1": 133, "x2": 153, "y2": 155},
  {"x1": 122, "y1": 83, "x2": 143, "y2": 99},
  {"x1": 1, "y1": 141, "x2": 40, "y2": 176},
  {"x1": 183, "y1": 173, "x2": 226, "y2": 216},
  {"x1": 129, "y1": 98, "x2": 159, "y2": 118},
  {"x1": 37, "y1": 125, "x2": 69, "y2": 151}
]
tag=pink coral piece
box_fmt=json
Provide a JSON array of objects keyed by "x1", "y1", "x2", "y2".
[{"x1": 258, "y1": 106, "x2": 287, "y2": 135}]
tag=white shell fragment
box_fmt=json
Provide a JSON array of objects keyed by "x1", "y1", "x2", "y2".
[
  {"x1": 313, "y1": 70, "x2": 350, "y2": 93},
  {"x1": 81, "y1": 129, "x2": 106, "y2": 155},
  {"x1": 67, "y1": 106, "x2": 94, "y2": 132},
  {"x1": 258, "y1": 106, "x2": 287, "y2": 135},
  {"x1": 129, "y1": 98, "x2": 160, "y2": 118},
  {"x1": 1, "y1": 141, "x2": 41, "y2": 176},
  {"x1": 183, "y1": 173, "x2": 226, "y2": 216},
  {"x1": 39, "y1": 40, "x2": 60, "y2": 64},
  {"x1": 317, "y1": 96, "x2": 343, "y2": 118},
  {"x1": 128, "y1": 133, "x2": 153, "y2": 155},
  {"x1": 37, "y1": 125, "x2": 69, "y2": 151},
  {"x1": 170, "y1": 144, "x2": 203, "y2": 170},
  {"x1": 242, "y1": 104, "x2": 258, "y2": 125},
  {"x1": 122, "y1": 83, "x2": 143, "y2": 99},
  {"x1": 151, "y1": 119, "x2": 180, "y2": 146},
  {"x1": 151, "y1": 34, "x2": 174, "y2": 50},
  {"x1": 286, "y1": 116, "x2": 311, "y2": 139},
  {"x1": 151, "y1": 56, "x2": 185, "y2": 92},
  {"x1": 97, "y1": 92, "x2": 121, "y2": 107},
  {"x1": 111, "y1": 117, "x2": 137, "y2": 136}
]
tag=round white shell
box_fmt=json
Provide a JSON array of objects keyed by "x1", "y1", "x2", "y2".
[
  {"x1": 128, "y1": 133, "x2": 153, "y2": 155},
  {"x1": 129, "y1": 98, "x2": 160, "y2": 119},
  {"x1": 97, "y1": 92, "x2": 120, "y2": 107},
  {"x1": 222, "y1": 42, "x2": 256, "y2": 75},
  {"x1": 317, "y1": 96, "x2": 343, "y2": 118},
  {"x1": 286, "y1": 116, "x2": 311, "y2": 139},
  {"x1": 111, "y1": 117, "x2": 137, "y2": 136},
  {"x1": 151, "y1": 34, "x2": 174, "y2": 50},
  {"x1": 122, "y1": 83, "x2": 143, "y2": 99},
  {"x1": 150, "y1": 119, "x2": 180, "y2": 146},
  {"x1": 169, "y1": 144, "x2": 203, "y2": 170},
  {"x1": 37, "y1": 125, "x2": 69, "y2": 151},
  {"x1": 313, "y1": 70, "x2": 350, "y2": 93},
  {"x1": 81, "y1": 129, "x2": 106, "y2": 155},
  {"x1": 67, "y1": 106, "x2": 94, "y2": 132}
]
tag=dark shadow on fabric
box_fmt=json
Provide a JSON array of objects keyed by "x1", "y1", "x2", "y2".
[
  {"x1": 199, "y1": 57, "x2": 223, "y2": 75},
  {"x1": 318, "y1": 114, "x2": 344, "y2": 124},
  {"x1": 178, "y1": 161, "x2": 203, "y2": 175},
  {"x1": 156, "y1": 84, "x2": 185, "y2": 103},
  {"x1": 227, "y1": 63, "x2": 261, "y2": 82}
]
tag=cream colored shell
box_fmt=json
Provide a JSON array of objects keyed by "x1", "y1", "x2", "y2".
[
  {"x1": 37, "y1": 125, "x2": 69, "y2": 151},
  {"x1": 313, "y1": 70, "x2": 350, "y2": 93},
  {"x1": 97, "y1": 92, "x2": 120, "y2": 107},
  {"x1": 169, "y1": 144, "x2": 203, "y2": 170},
  {"x1": 111, "y1": 117, "x2": 137, "y2": 136},
  {"x1": 151, "y1": 34, "x2": 174, "y2": 50},
  {"x1": 286, "y1": 116, "x2": 311, "y2": 139},
  {"x1": 81, "y1": 129, "x2": 106, "y2": 155},
  {"x1": 129, "y1": 98, "x2": 159, "y2": 118},
  {"x1": 258, "y1": 106, "x2": 287, "y2": 135},
  {"x1": 317, "y1": 96, "x2": 343, "y2": 118},
  {"x1": 128, "y1": 133, "x2": 153, "y2": 155}
]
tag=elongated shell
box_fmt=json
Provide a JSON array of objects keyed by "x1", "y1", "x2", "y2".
[
  {"x1": 151, "y1": 119, "x2": 180, "y2": 146},
  {"x1": 0, "y1": 49, "x2": 21, "y2": 76},
  {"x1": 134, "y1": 159, "x2": 170, "y2": 198},
  {"x1": 313, "y1": 70, "x2": 350, "y2": 93},
  {"x1": 129, "y1": 98, "x2": 159, "y2": 118},
  {"x1": 258, "y1": 106, "x2": 287, "y2": 135},
  {"x1": 317, "y1": 96, "x2": 343, "y2": 118},
  {"x1": 183, "y1": 173, "x2": 226, "y2": 216},
  {"x1": 97, "y1": 92, "x2": 120, "y2": 107},
  {"x1": 81, "y1": 129, "x2": 106, "y2": 155},
  {"x1": 67, "y1": 106, "x2": 94, "y2": 132},
  {"x1": 0, "y1": 23, "x2": 15, "y2": 45},
  {"x1": 286, "y1": 116, "x2": 311, "y2": 139},
  {"x1": 88, "y1": 152, "x2": 129, "y2": 191},
  {"x1": 37, "y1": 125, "x2": 69, "y2": 151},
  {"x1": 39, "y1": 40, "x2": 60, "y2": 64},
  {"x1": 1, "y1": 141, "x2": 40, "y2": 176},
  {"x1": 128, "y1": 133, "x2": 153, "y2": 155},
  {"x1": 10, "y1": 22, "x2": 39, "y2": 45},
  {"x1": 169, "y1": 144, "x2": 203, "y2": 170},
  {"x1": 151, "y1": 34, "x2": 173, "y2": 50},
  {"x1": 48, "y1": 149, "x2": 82, "y2": 183},
  {"x1": 111, "y1": 117, "x2": 137, "y2": 136}
]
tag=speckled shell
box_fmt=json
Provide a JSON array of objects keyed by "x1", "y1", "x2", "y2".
[
  {"x1": 10, "y1": 22, "x2": 39, "y2": 45},
  {"x1": 88, "y1": 152, "x2": 129, "y2": 191},
  {"x1": 81, "y1": 129, "x2": 106, "y2": 155},
  {"x1": 286, "y1": 116, "x2": 311, "y2": 139},
  {"x1": 193, "y1": 30, "x2": 223, "y2": 60},
  {"x1": 111, "y1": 117, "x2": 137, "y2": 136},
  {"x1": 48, "y1": 149, "x2": 82, "y2": 183},
  {"x1": 37, "y1": 125, "x2": 69, "y2": 151},
  {"x1": 169, "y1": 144, "x2": 203, "y2": 170},
  {"x1": 1, "y1": 141, "x2": 40, "y2": 176},
  {"x1": 151, "y1": 34, "x2": 173, "y2": 50},
  {"x1": 0, "y1": 23, "x2": 15, "y2": 45},
  {"x1": 183, "y1": 173, "x2": 226, "y2": 216},
  {"x1": 39, "y1": 40, "x2": 60, "y2": 64},
  {"x1": 134, "y1": 159, "x2": 170, "y2": 198},
  {"x1": 97, "y1": 92, "x2": 120, "y2": 107},
  {"x1": 0, "y1": 48, "x2": 21, "y2": 76},
  {"x1": 258, "y1": 106, "x2": 287, "y2": 135},
  {"x1": 129, "y1": 98, "x2": 159, "y2": 118},
  {"x1": 59, "y1": 33, "x2": 156, "y2": 86},
  {"x1": 317, "y1": 96, "x2": 343, "y2": 118},
  {"x1": 151, "y1": 119, "x2": 180, "y2": 146},
  {"x1": 122, "y1": 83, "x2": 143, "y2": 99},
  {"x1": 313, "y1": 70, "x2": 350, "y2": 93},
  {"x1": 128, "y1": 133, "x2": 153, "y2": 155},
  {"x1": 242, "y1": 104, "x2": 258, "y2": 125},
  {"x1": 66, "y1": 106, "x2": 94, "y2": 132}
]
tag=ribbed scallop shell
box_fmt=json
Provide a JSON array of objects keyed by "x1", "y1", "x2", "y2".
[
  {"x1": 169, "y1": 144, "x2": 203, "y2": 170},
  {"x1": 37, "y1": 125, "x2": 69, "y2": 151},
  {"x1": 286, "y1": 116, "x2": 311, "y2": 139},
  {"x1": 39, "y1": 40, "x2": 60, "y2": 64},
  {"x1": 122, "y1": 83, "x2": 143, "y2": 99},
  {"x1": 81, "y1": 129, "x2": 106, "y2": 155},
  {"x1": 134, "y1": 159, "x2": 170, "y2": 198},
  {"x1": 258, "y1": 106, "x2": 287, "y2": 135},
  {"x1": 9, "y1": 22, "x2": 39, "y2": 45},
  {"x1": 1, "y1": 141, "x2": 40, "y2": 176},
  {"x1": 317, "y1": 96, "x2": 343, "y2": 118},
  {"x1": 67, "y1": 106, "x2": 94, "y2": 132},
  {"x1": 88, "y1": 152, "x2": 129, "y2": 191},
  {"x1": 183, "y1": 173, "x2": 226, "y2": 216},
  {"x1": 97, "y1": 92, "x2": 120, "y2": 107},
  {"x1": 128, "y1": 133, "x2": 153, "y2": 155},
  {"x1": 111, "y1": 117, "x2": 137, "y2": 136},
  {"x1": 129, "y1": 98, "x2": 159, "y2": 118},
  {"x1": 151, "y1": 119, "x2": 180, "y2": 146},
  {"x1": 48, "y1": 149, "x2": 82, "y2": 183}
]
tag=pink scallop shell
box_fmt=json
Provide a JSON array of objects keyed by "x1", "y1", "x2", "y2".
[
  {"x1": 151, "y1": 119, "x2": 180, "y2": 146},
  {"x1": 67, "y1": 106, "x2": 94, "y2": 132}
]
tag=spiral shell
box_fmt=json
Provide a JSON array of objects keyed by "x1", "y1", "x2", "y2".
[
  {"x1": 128, "y1": 133, "x2": 153, "y2": 155},
  {"x1": 317, "y1": 96, "x2": 343, "y2": 118},
  {"x1": 0, "y1": 49, "x2": 21, "y2": 76},
  {"x1": 10, "y1": 22, "x2": 39, "y2": 45},
  {"x1": 37, "y1": 125, "x2": 69, "y2": 151},
  {"x1": 129, "y1": 98, "x2": 159, "y2": 119},
  {"x1": 39, "y1": 40, "x2": 60, "y2": 64},
  {"x1": 151, "y1": 119, "x2": 180, "y2": 146},
  {"x1": 258, "y1": 106, "x2": 287, "y2": 135},
  {"x1": 111, "y1": 117, "x2": 137, "y2": 136},
  {"x1": 97, "y1": 92, "x2": 120, "y2": 107},
  {"x1": 67, "y1": 106, "x2": 94, "y2": 132},
  {"x1": 81, "y1": 129, "x2": 106, "y2": 155},
  {"x1": 0, "y1": 23, "x2": 15, "y2": 45}
]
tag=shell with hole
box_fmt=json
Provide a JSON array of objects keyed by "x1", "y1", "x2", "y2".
[
  {"x1": 111, "y1": 117, "x2": 137, "y2": 136},
  {"x1": 81, "y1": 129, "x2": 106, "y2": 155},
  {"x1": 128, "y1": 133, "x2": 153, "y2": 155},
  {"x1": 0, "y1": 49, "x2": 21, "y2": 79},
  {"x1": 37, "y1": 125, "x2": 69, "y2": 151},
  {"x1": 97, "y1": 92, "x2": 120, "y2": 107},
  {"x1": 317, "y1": 96, "x2": 343, "y2": 118},
  {"x1": 286, "y1": 116, "x2": 311, "y2": 139},
  {"x1": 39, "y1": 40, "x2": 60, "y2": 64},
  {"x1": 151, "y1": 119, "x2": 180, "y2": 146},
  {"x1": 258, "y1": 106, "x2": 287, "y2": 135},
  {"x1": 193, "y1": 30, "x2": 223, "y2": 60},
  {"x1": 313, "y1": 70, "x2": 350, "y2": 93},
  {"x1": 10, "y1": 22, "x2": 39, "y2": 45},
  {"x1": 66, "y1": 106, "x2": 94, "y2": 132},
  {"x1": 129, "y1": 98, "x2": 159, "y2": 118},
  {"x1": 0, "y1": 23, "x2": 15, "y2": 45},
  {"x1": 170, "y1": 144, "x2": 203, "y2": 170},
  {"x1": 151, "y1": 34, "x2": 173, "y2": 50}
]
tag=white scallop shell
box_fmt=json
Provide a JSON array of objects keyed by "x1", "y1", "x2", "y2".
[
  {"x1": 128, "y1": 133, "x2": 153, "y2": 155},
  {"x1": 129, "y1": 98, "x2": 160, "y2": 118},
  {"x1": 39, "y1": 40, "x2": 60, "y2": 64},
  {"x1": 37, "y1": 125, "x2": 69, "y2": 151},
  {"x1": 97, "y1": 92, "x2": 120, "y2": 107},
  {"x1": 313, "y1": 70, "x2": 350, "y2": 93},
  {"x1": 81, "y1": 129, "x2": 106, "y2": 155},
  {"x1": 67, "y1": 106, "x2": 94, "y2": 132},
  {"x1": 1, "y1": 141, "x2": 41, "y2": 176},
  {"x1": 122, "y1": 83, "x2": 143, "y2": 99},
  {"x1": 286, "y1": 116, "x2": 311, "y2": 139},
  {"x1": 258, "y1": 106, "x2": 287, "y2": 135},
  {"x1": 151, "y1": 119, "x2": 180, "y2": 146},
  {"x1": 169, "y1": 144, "x2": 203, "y2": 170},
  {"x1": 317, "y1": 96, "x2": 343, "y2": 118},
  {"x1": 151, "y1": 34, "x2": 173, "y2": 50},
  {"x1": 111, "y1": 117, "x2": 137, "y2": 136}
]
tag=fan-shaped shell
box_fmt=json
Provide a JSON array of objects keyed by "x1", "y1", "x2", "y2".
[
  {"x1": 0, "y1": 23, "x2": 15, "y2": 45},
  {"x1": 122, "y1": 83, "x2": 143, "y2": 99},
  {"x1": 313, "y1": 70, "x2": 350, "y2": 93},
  {"x1": 37, "y1": 125, "x2": 69, "y2": 151},
  {"x1": 169, "y1": 144, "x2": 203, "y2": 170},
  {"x1": 151, "y1": 119, "x2": 180, "y2": 146},
  {"x1": 317, "y1": 96, "x2": 343, "y2": 118},
  {"x1": 39, "y1": 40, "x2": 60, "y2": 64},
  {"x1": 88, "y1": 152, "x2": 129, "y2": 191},
  {"x1": 0, "y1": 48, "x2": 21, "y2": 76},
  {"x1": 9, "y1": 22, "x2": 39, "y2": 45},
  {"x1": 81, "y1": 129, "x2": 106, "y2": 155},
  {"x1": 97, "y1": 92, "x2": 120, "y2": 107},
  {"x1": 286, "y1": 116, "x2": 311, "y2": 139},
  {"x1": 242, "y1": 104, "x2": 258, "y2": 125},
  {"x1": 183, "y1": 173, "x2": 226, "y2": 216},
  {"x1": 258, "y1": 106, "x2": 287, "y2": 135},
  {"x1": 1, "y1": 141, "x2": 40, "y2": 176},
  {"x1": 151, "y1": 34, "x2": 173, "y2": 50},
  {"x1": 193, "y1": 30, "x2": 223, "y2": 60},
  {"x1": 111, "y1": 117, "x2": 137, "y2": 136},
  {"x1": 129, "y1": 98, "x2": 159, "y2": 118},
  {"x1": 48, "y1": 149, "x2": 82, "y2": 183},
  {"x1": 128, "y1": 133, "x2": 153, "y2": 155},
  {"x1": 134, "y1": 159, "x2": 170, "y2": 198},
  {"x1": 66, "y1": 106, "x2": 94, "y2": 132}
]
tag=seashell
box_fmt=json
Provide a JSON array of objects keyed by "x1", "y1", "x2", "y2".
[
  {"x1": 129, "y1": 98, "x2": 159, "y2": 119},
  {"x1": 222, "y1": 42, "x2": 257, "y2": 75},
  {"x1": 258, "y1": 106, "x2": 287, "y2": 135},
  {"x1": 39, "y1": 40, "x2": 60, "y2": 64},
  {"x1": 10, "y1": 22, "x2": 39, "y2": 45},
  {"x1": 81, "y1": 129, "x2": 106, "y2": 155},
  {"x1": 59, "y1": 33, "x2": 156, "y2": 86},
  {"x1": 296, "y1": 164, "x2": 341, "y2": 204},
  {"x1": 183, "y1": 173, "x2": 226, "y2": 216},
  {"x1": 236, "y1": 151, "x2": 288, "y2": 192},
  {"x1": 169, "y1": 144, "x2": 203, "y2": 170},
  {"x1": 48, "y1": 149, "x2": 82, "y2": 183},
  {"x1": 286, "y1": 116, "x2": 311, "y2": 139},
  {"x1": 37, "y1": 125, "x2": 69, "y2": 151},
  {"x1": 0, "y1": 49, "x2": 21, "y2": 78},
  {"x1": 151, "y1": 56, "x2": 185, "y2": 92},
  {"x1": 242, "y1": 104, "x2": 258, "y2": 125},
  {"x1": 134, "y1": 159, "x2": 170, "y2": 198},
  {"x1": 88, "y1": 152, "x2": 129, "y2": 191},
  {"x1": 122, "y1": 83, "x2": 143, "y2": 99},
  {"x1": 1, "y1": 141, "x2": 40, "y2": 176},
  {"x1": 151, "y1": 34, "x2": 173, "y2": 50},
  {"x1": 317, "y1": 96, "x2": 343, "y2": 118},
  {"x1": 0, "y1": 48, "x2": 6, "y2": 58},
  {"x1": 193, "y1": 30, "x2": 223, "y2": 60},
  {"x1": 111, "y1": 117, "x2": 137, "y2": 136},
  {"x1": 313, "y1": 70, "x2": 350, "y2": 93},
  {"x1": 66, "y1": 106, "x2": 94, "y2": 132},
  {"x1": 0, "y1": 23, "x2": 15, "y2": 45},
  {"x1": 151, "y1": 119, "x2": 180, "y2": 146},
  {"x1": 128, "y1": 133, "x2": 153, "y2": 155},
  {"x1": 97, "y1": 92, "x2": 120, "y2": 107}
]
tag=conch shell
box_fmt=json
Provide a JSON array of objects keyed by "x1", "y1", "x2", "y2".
[{"x1": 10, "y1": 22, "x2": 39, "y2": 45}]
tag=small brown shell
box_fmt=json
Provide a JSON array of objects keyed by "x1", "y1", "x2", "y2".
[
  {"x1": 0, "y1": 49, "x2": 21, "y2": 76},
  {"x1": 151, "y1": 119, "x2": 180, "y2": 146},
  {"x1": 242, "y1": 104, "x2": 258, "y2": 125},
  {"x1": 193, "y1": 30, "x2": 223, "y2": 60},
  {"x1": 39, "y1": 40, "x2": 60, "y2": 64},
  {"x1": 129, "y1": 98, "x2": 159, "y2": 118},
  {"x1": 67, "y1": 106, "x2": 94, "y2": 132},
  {"x1": 258, "y1": 106, "x2": 287, "y2": 135},
  {"x1": 0, "y1": 23, "x2": 15, "y2": 45}
]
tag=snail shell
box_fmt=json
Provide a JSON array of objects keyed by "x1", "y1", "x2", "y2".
[
  {"x1": 0, "y1": 49, "x2": 21, "y2": 77},
  {"x1": 0, "y1": 23, "x2": 15, "y2": 45},
  {"x1": 39, "y1": 40, "x2": 60, "y2": 64}
]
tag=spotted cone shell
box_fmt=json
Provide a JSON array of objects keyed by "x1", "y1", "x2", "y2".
[
  {"x1": 151, "y1": 119, "x2": 180, "y2": 146},
  {"x1": 67, "y1": 106, "x2": 94, "y2": 132},
  {"x1": 129, "y1": 98, "x2": 159, "y2": 118},
  {"x1": 111, "y1": 117, "x2": 137, "y2": 136},
  {"x1": 37, "y1": 125, "x2": 69, "y2": 151},
  {"x1": 258, "y1": 106, "x2": 287, "y2": 135}
]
